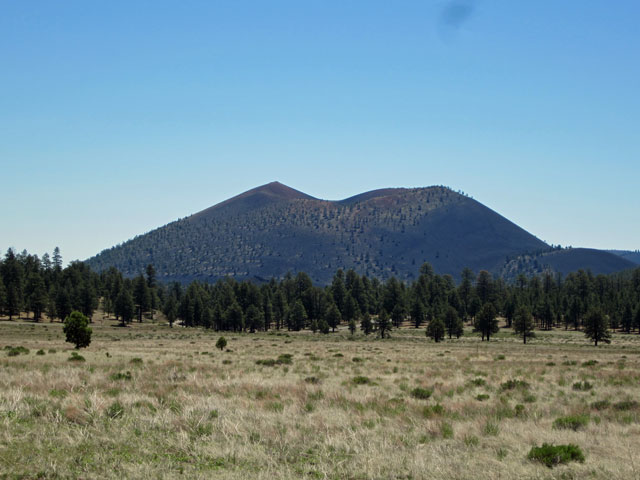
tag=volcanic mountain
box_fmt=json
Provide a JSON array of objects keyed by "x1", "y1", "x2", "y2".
[{"x1": 85, "y1": 182, "x2": 635, "y2": 284}]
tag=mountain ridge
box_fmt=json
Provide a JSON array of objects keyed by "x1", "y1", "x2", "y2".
[{"x1": 85, "y1": 182, "x2": 635, "y2": 284}]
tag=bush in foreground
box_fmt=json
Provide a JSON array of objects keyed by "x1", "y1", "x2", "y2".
[{"x1": 528, "y1": 443, "x2": 585, "y2": 468}]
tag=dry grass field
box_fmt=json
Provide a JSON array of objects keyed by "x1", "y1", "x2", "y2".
[{"x1": 2, "y1": 315, "x2": 640, "y2": 479}]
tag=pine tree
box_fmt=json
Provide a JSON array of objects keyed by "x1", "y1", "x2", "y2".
[
  {"x1": 318, "y1": 318, "x2": 330, "y2": 334},
  {"x1": 288, "y1": 301, "x2": 307, "y2": 331},
  {"x1": 163, "y1": 295, "x2": 178, "y2": 328},
  {"x1": 324, "y1": 303, "x2": 341, "y2": 332},
  {"x1": 133, "y1": 274, "x2": 151, "y2": 322},
  {"x1": 2, "y1": 249, "x2": 24, "y2": 320},
  {"x1": 377, "y1": 310, "x2": 391, "y2": 339},
  {"x1": 27, "y1": 273, "x2": 48, "y2": 321},
  {"x1": 246, "y1": 305, "x2": 264, "y2": 333},
  {"x1": 426, "y1": 317, "x2": 445, "y2": 342},
  {"x1": 348, "y1": 317, "x2": 356, "y2": 335},
  {"x1": 115, "y1": 288, "x2": 135, "y2": 326},
  {"x1": 474, "y1": 303, "x2": 499, "y2": 341},
  {"x1": 360, "y1": 312, "x2": 373, "y2": 335},
  {"x1": 0, "y1": 279, "x2": 6, "y2": 316},
  {"x1": 52, "y1": 247, "x2": 62, "y2": 272},
  {"x1": 621, "y1": 302, "x2": 633, "y2": 333},
  {"x1": 410, "y1": 298, "x2": 427, "y2": 329},
  {"x1": 63, "y1": 311, "x2": 92, "y2": 349},
  {"x1": 444, "y1": 306, "x2": 461, "y2": 339},
  {"x1": 513, "y1": 305, "x2": 535, "y2": 344},
  {"x1": 583, "y1": 308, "x2": 611, "y2": 346},
  {"x1": 224, "y1": 302, "x2": 244, "y2": 332}
]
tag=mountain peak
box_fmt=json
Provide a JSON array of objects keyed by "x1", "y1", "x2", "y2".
[
  {"x1": 248, "y1": 181, "x2": 315, "y2": 200},
  {"x1": 190, "y1": 181, "x2": 314, "y2": 221}
]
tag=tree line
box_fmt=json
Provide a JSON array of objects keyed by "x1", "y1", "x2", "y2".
[{"x1": 2, "y1": 248, "x2": 639, "y2": 345}]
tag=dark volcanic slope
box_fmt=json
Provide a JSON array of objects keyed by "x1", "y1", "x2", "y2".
[
  {"x1": 86, "y1": 182, "x2": 632, "y2": 284},
  {"x1": 86, "y1": 182, "x2": 549, "y2": 284},
  {"x1": 608, "y1": 250, "x2": 640, "y2": 265}
]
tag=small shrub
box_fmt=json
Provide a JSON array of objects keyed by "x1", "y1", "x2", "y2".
[
  {"x1": 411, "y1": 387, "x2": 433, "y2": 400},
  {"x1": 582, "y1": 360, "x2": 598, "y2": 367},
  {"x1": 464, "y1": 435, "x2": 479, "y2": 447},
  {"x1": 500, "y1": 379, "x2": 529, "y2": 391},
  {"x1": 110, "y1": 371, "x2": 133, "y2": 381},
  {"x1": 49, "y1": 389, "x2": 68, "y2": 399},
  {"x1": 48, "y1": 349, "x2": 57, "y2": 353},
  {"x1": 483, "y1": 421, "x2": 500, "y2": 436},
  {"x1": 495, "y1": 354, "x2": 506, "y2": 361},
  {"x1": 613, "y1": 400, "x2": 639, "y2": 411},
  {"x1": 68, "y1": 352, "x2": 85, "y2": 362},
  {"x1": 470, "y1": 378, "x2": 487, "y2": 387},
  {"x1": 222, "y1": 359, "x2": 232, "y2": 365},
  {"x1": 106, "y1": 401, "x2": 125, "y2": 419},
  {"x1": 352, "y1": 357, "x2": 364, "y2": 363},
  {"x1": 528, "y1": 443, "x2": 585, "y2": 468},
  {"x1": 216, "y1": 336, "x2": 227, "y2": 351},
  {"x1": 562, "y1": 360, "x2": 577, "y2": 366},
  {"x1": 256, "y1": 359, "x2": 277, "y2": 366},
  {"x1": 553, "y1": 414, "x2": 589, "y2": 431},
  {"x1": 422, "y1": 404, "x2": 445, "y2": 418},
  {"x1": 572, "y1": 381, "x2": 593, "y2": 391},
  {"x1": 546, "y1": 362, "x2": 556, "y2": 366},
  {"x1": 476, "y1": 394, "x2": 490, "y2": 401},
  {"x1": 352, "y1": 376, "x2": 373, "y2": 385},
  {"x1": 440, "y1": 422, "x2": 454, "y2": 439},
  {"x1": 523, "y1": 393, "x2": 537, "y2": 403},
  {"x1": 591, "y1": 400, "x2": 610, "y2": 411},
  {"x1": 277, "y1": 354, "x2": 293, "y2": 365},
  {"x1": 304, "y1": 376, "x2": 321, "y2": 384},
  {"x1": 497, "y1": 448, "x2": 508, "y2": 461},
  {"x1": 36, "y1": 349, "x2": 45, "y2": 356},
  {"x1": 130, "y1": 357, "x2": 143, "y2": 364},
  {"x1": 514, "y1": 404, "x2": 526, "y2": 417},
  {"x1": 7, "y1": 346, "x2": 29, "y2": 356}
]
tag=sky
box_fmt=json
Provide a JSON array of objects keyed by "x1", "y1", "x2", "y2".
[{"x1": 1, "y1": 0, "x2": 639, "y2": 263}]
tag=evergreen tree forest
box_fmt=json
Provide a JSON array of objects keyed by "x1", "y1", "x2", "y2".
[{"x1": 2, "y1": 247, "x2": 640, "y2": 344}]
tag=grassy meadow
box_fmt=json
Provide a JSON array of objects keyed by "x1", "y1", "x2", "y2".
[{"x1": 2, "y1": 315, "x2": 640, "y2": 479}]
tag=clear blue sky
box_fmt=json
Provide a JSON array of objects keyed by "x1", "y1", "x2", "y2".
[{"x1": 1, "y1": 1, "x2": 638, "y2": 263}]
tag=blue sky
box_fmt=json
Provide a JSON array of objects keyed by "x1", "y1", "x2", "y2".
[{"x1": 1, "y1": 1, "x2": 638, "y2": 263}]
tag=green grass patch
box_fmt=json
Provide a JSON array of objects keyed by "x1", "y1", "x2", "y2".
[{"x1": 553, "y1": 414, "x2": 589, "y2": 431}]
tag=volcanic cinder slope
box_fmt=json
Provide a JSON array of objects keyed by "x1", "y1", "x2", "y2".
[{"x1": 86, "y1": 182, "x2": 635, "y2": 283}]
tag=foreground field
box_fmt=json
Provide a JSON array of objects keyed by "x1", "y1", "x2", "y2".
[{"x1": 1, "y1": 318, "x2": 640, "y2": 479}]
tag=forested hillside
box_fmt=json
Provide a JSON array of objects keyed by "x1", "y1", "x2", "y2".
[{"x1": 86, "y1": 182, "x2": 569, "y2": 284}]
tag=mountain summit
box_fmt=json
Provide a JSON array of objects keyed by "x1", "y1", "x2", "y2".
[{"x1": 86, "y1": 183, "x2": 634, "y2": 283}]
